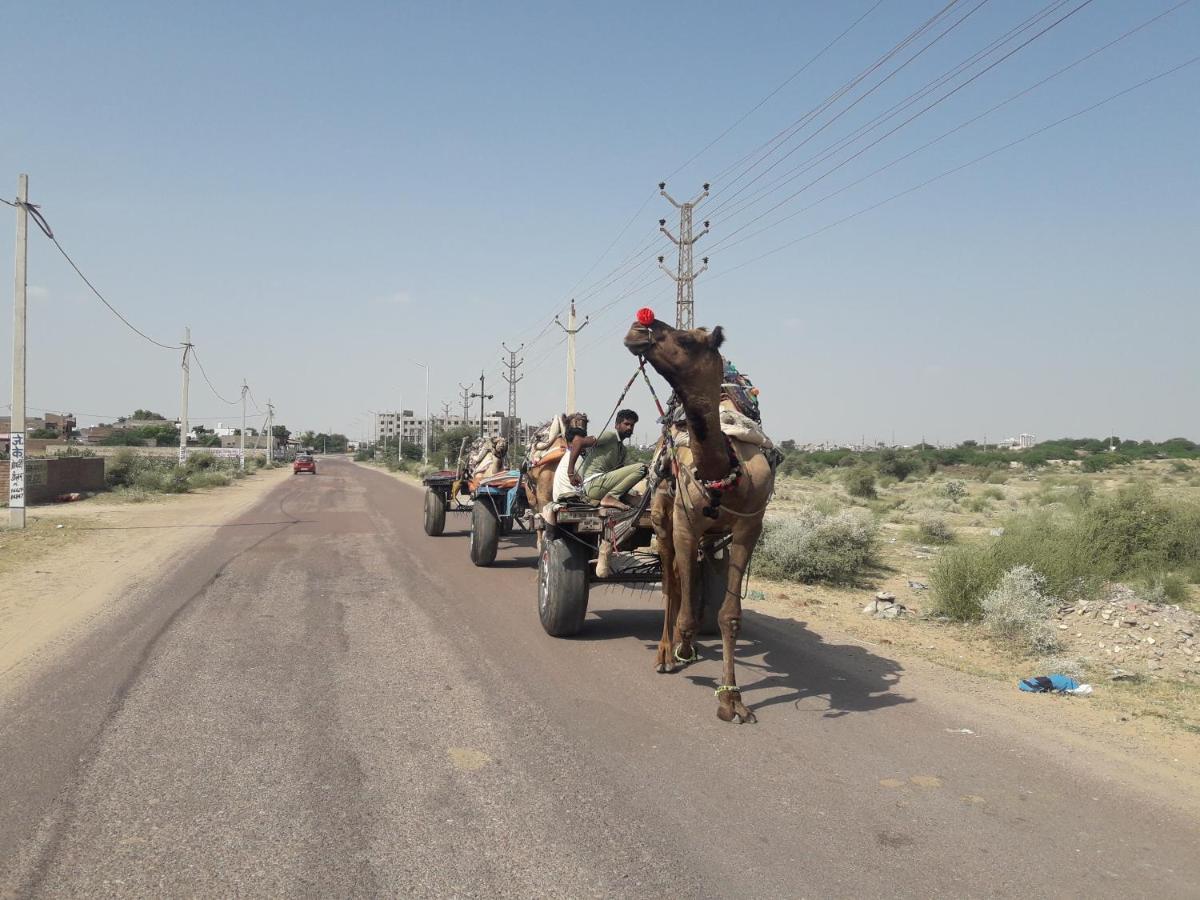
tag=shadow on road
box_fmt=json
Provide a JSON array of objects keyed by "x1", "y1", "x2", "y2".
[{"x1": 584, "y1": 604, "x2": 912, "y2": 720}]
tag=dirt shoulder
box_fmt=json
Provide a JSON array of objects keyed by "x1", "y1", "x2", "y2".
[
  {"x1": 0, "y1": 467, "x2": 291, "y2": 695},
  {"x1": 744, "y1": 574, "x2": 1200, "y2": 808}
]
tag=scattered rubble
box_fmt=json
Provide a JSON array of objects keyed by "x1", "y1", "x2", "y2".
[
  {"x1": 864, "y1": 592, "x2": 907, "y2": 619},
  {"x1": 1050, "y1": 584, "x2": 1200, "y2": 683}
]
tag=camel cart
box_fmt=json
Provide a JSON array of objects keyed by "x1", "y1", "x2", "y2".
[
  {"x1": 535, "y1": 493, "x2": 728, "y2": 638},
  {"x1": 421, "y1": 469, "x2": 472, "y2": 536},
  {"x1": 466, "y1": 469, "x2": 532, "y2": 567}
]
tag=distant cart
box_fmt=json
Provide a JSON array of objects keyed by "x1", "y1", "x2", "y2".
[
  {"x1": 535, "y1": 500, "x2": 727, "y2": 638},
  {"x1": 465, "y1": 469, "x2": 532, "y2": 567},
  {"x1": 421, "y1": 469, "x2": 470, "y2": 537}
]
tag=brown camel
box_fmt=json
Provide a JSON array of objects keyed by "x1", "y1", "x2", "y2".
[
  {"x1": 523, "y1": 411, "x2": 589, "y2": 513},
  {"x1": 624, "y1": 315, "x2": 774, "y2": 724}
]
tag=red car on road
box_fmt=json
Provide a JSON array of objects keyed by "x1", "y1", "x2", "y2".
[{"x1": 293, "y1": 454, "x2": 317, "y2": 475}]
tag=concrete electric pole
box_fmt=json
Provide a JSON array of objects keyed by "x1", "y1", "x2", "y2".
[
  {"x1": 266, "y1": 398, "x2": 274, "y2": 464},
  {"x1": 554, "y1": 300, "x2": 588, "y2": 414},
  {"x1": 178, "y1": 327, "x2": 192, "y2": 465},
  {"x1": 657, "y1": 182, "x2": 710, "y2": 330},
  {"x1": 240, "y1": 380, "x2": 248, "y2": 471},
  {"x1": 470, "y1": 373, "x2": 494, "y2": 440},
  {"x1": 500, "y1": 342, "x2": 524, "y2": 446},
  {"x1": 8, "y1": 174, "x2": 29, "y2": 529},
  {"x1": 414, "y1": 362, "x2": 430, "y2": 465}
]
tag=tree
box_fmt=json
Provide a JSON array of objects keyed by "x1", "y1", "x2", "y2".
[
  {"x1": 131, "y1": 409, "x2": 166, "y2": 420},
  {"x1": 29, "y1": 427, "x2": 59, "y2": 439},
  {"x1": 272, "y1": 424, "x2": 292, "y2": 447}
]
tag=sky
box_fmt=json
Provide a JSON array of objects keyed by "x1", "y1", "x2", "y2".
[{"x1": 1, "y1": 0, "x2": 1197, "y2": 446}]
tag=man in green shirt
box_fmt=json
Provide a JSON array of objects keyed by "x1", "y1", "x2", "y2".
[{"x1": 565, "y1": 409, "x2": 646, "y2": 509}]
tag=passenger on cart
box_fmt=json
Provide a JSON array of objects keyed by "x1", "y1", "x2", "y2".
[{"x1": 552, "y1": 409, "x2": 646, "y2": 510}]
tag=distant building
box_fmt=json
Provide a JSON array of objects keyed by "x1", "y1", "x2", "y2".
[
  {"x1": 1000, "y1": 433, "x2": 1036, "y2": 450},
  {"x1": 375, "y1": 410, "x2": 522, "y2": 445}
]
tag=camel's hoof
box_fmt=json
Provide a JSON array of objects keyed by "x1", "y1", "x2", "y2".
[{"x1": 656, "y1": 662, "x2": 676, "y2": 674}]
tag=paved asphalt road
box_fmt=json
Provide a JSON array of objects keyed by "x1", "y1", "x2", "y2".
[{"x1": 2, "y1": 458, "x2": 1197, "y2": 898}]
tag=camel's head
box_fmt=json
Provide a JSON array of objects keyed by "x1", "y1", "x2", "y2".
[{"x1": 624, "y1": 309, "x2": 725, "y2": 395}]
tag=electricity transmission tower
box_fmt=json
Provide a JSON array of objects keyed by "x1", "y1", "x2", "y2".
[
  {"x1": 458, "y1": 382, "x2": 472, "y2": 426},
  {"x1": 554, "y1": 300, "x2": 588, "y2": 413},
  {"x1": 657, "y1": 182, "x2": 710, "y2": 330},
  {"x1": 469, "y1": 373, "x2": 494, "y2": 440},
  {"x1": 500, "y1": 342, "x2": 524, "y2": 445}
]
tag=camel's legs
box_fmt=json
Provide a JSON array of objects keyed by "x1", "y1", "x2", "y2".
[
  {"x1": 652, "y1": 488, "x2": 680, "y2": 672},
  {"x1": 716, "y1": 518, "x2": 762, "y2": 724},
  {"x1": 671, "y1": 503, "x2": 701, "y2": 671}
]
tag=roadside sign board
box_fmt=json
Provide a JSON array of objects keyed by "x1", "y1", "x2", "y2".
[{"x1": 8, "y1": 433, "x2": 25, "y2": 509}]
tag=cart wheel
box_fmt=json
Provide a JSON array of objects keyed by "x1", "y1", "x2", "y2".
[
  {"x1": 696, "y1": 550, "x2": 730, "y2": 636},
  {"x1": 423, "y1": 490, "x2": 446, "y2": 536},
  {"x1": 538, "y1": 531, "x2": 591, "y2": 636},
  {"x1": 470, "y1": 500, "x2": 500, "y2": 566}
]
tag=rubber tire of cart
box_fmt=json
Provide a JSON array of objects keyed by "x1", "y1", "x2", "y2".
[
  {"x1": 423, "y1": 489, "x2": 446, "y2": 537},
  {"x1": 470, "y1": 500, "x2": 500, "y2": 566},
  {"x1": 696, "y1": 550, "x2": 730, "y2": 636},
  {"x1": 538, "y1": 530, "x2": 591, "y2": 637}
]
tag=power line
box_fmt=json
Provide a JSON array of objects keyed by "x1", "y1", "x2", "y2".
[
  {"x1": 666, "y1": 0, "x2": 888, "y2": 183},
  {"x1": 14, "y1": 202, "x2": 183, "y2": 350},
  {"x1": 707, "y1": 0, "x2": 1099, "y2": 253},
  {"x1": 707, "y1": 0, "x2": 1194, "y2": 258},
  {"x1": 709, "y1": 54, "x2": 1200, "y2": 279},
  {"x1": 707, "y1": 0, "x2": 1075, "y2": 224},
  {"x1": 191, "y1": 348, "x2": 240, "y2": 405}
]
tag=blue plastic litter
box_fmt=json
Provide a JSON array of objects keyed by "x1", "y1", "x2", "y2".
[{"x1": 1019, "y1": 674, "x2": 1079, "y2": 693}]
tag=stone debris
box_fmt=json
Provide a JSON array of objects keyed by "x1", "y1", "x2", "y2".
[
  {"x1": 863, "y1": 593, "x2": 907, "y2": 619},
  {"x1": 907, "y1": 580, "x2": 929, "y2": 592},
  {"x1": 1049, "y1": 583, "x2": 1200, "y2": 683}
]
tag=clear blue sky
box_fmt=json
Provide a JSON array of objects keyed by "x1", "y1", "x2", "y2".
[{"x1": 2, "y1": 1, "x2": 1197, "y2": 445}]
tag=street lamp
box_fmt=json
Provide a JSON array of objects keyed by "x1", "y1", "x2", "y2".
[{"x1": 414, "y1": 362, "x2": 430, "y2": 465}]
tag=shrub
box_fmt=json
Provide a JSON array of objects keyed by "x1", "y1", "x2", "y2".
[
  {"x1": 105, "y1": 449, "x2": 144, "y2": 487},
  {"x1": 986, "y1": 471, "x2": 1009, "y2": 485},
  {"x1": 917, "y1": 516, "x2": 955, "y2": 544},
  {"x1": 944, "y1": 480, "x2": 967, "y2": 501},
  {"x1": 981, "y1": 486, "x2": 1004, "y2": 501},
  {"x1": 1171, "y1": 460, "x2": 1192, "y2": 474},
  {"x1": 186, "y1": 451, "x2": 217, "y2": 472},
  {"x1": 254, "y1": 455, "x2": 267, "y2": 469},
  {"x1": 964, "y1": 496, "x2": 990, "y2": 513},
  {"x1": 1140, "y1": 572, "x2": 1190, "y2": 605},
  {"x1": 929, "y1": 544, "x2": 1002, "y2": 620},
  {"x1": 188, "y1": 471, "x2": 231, "y2": 489},
  {"x1": 842, "y1": 468, "x2": 876, "y2": 499},
  {"x1": 981, "y1": 565, "x2": 1059, "y2": 653},
  {"x1": 756, "y1": 508, "x2": 878, "y2": 584}
]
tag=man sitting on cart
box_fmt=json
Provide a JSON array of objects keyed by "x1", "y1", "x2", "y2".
[{"x1": 552, "y1": 409, "x2": 646, "y2": 510}]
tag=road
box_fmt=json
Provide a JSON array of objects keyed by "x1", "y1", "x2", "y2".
[{"x1": 1, "y1": 457, "x2": 1197, "y2": 898}]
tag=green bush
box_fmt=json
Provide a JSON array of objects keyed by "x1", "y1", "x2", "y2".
[
  {"x1": 931, "y1": 485, "x2": 1200, "y2": 620},
  {"x1": 963, "y1": 496, "x2": 990, "y2": 513},
  {"x1": 104, "y1": 449, "x2": 144, "y2": 487},
  {"x1": 756, "y1": 508, "x2": 878, "y2": 584},
  {"x1": 185, "y1": 451, "x2": 217, "y2": 472},
  {"x1": 917, "y1": 516, "x2": 955, "y2": 544},
  {"x1": 986, "y1": 471, "x2": 1010, "y2": 485},
  {"x1": 929, "y1": 544, "x2": 1003, "y2": 620},
  {"x1": 842, "y1": 468, "x2": 876, "y2": 499},
  {"x1": 981, "y1": 486, "x2": 1005, "y2": 501},
  {"x1": 944, "y1": 480, "x2": 967, "y2": 501},
  {"x1": 188, "y1": 471, "x2": 232, "y2": 489}
]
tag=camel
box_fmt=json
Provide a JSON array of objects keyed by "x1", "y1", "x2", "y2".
[
  {"x1": 624, "y1": 314, "x2": 775, "y2": 724},
  {"x1": 523, "y1": 411, "x2": 589, "y2": 513}
]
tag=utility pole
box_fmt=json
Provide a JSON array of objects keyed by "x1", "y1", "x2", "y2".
[
  {"x1": 554, "y1": 300, "x2": 588, "y2": 413},
  {"x1": 178, "y1": 327, "x2": 192, "y2": 465},
  {"x1": 500, "y1": 342, "x2": 524, "y2": 446},
  {"x1": 266, "y1": 398, "x2": 274, "y2": 464},
  {"x1": 470, "y1": 372, "x2": 493, "y2": 440},
  {"x1": 458, "y1": 382, "x2": 472, "y2": 427},
  {"x1": 414, "y1": 362, "x2": 430, "y2": 464},
  {"x1": 657, "y1": 181, "x2": 710, "y2": 330},
  {"x1": 240, "y1": 380, "x2": 248, "y2": 470},
  {"x1": 8, "y1": 174, "x2": 29, "y2": 529}
]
